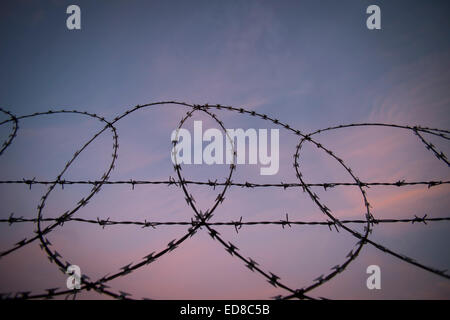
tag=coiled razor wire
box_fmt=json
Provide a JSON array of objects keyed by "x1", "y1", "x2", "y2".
[{"x1": 0, "y1": 101, "x2": 448, "y2": 300}]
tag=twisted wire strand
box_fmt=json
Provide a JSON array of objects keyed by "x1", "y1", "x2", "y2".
[
  {"x1": 2, "y1": 214, "x2": 448, "y2": 228},
  {"x1": 0, "y1": 178, "x2": 448, "y2": 189}
]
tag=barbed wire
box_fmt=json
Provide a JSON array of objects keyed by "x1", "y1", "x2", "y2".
[
  {"x1": 0, "y1": 178, "x2": 448, "y2": 189},
  {"x1": 0, "y1": 108, "x2": 18, "y2": 156},
  {"x1": 2, "y1": 213, "x2": 448, "y2": 228},
  {"x1": 0, "y1": 101, "x2": 448, "y2": 300}
]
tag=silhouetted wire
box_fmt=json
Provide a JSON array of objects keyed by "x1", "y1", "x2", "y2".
[{"x1": 0, "y1": 102, "x2": 448, "y2": 300}]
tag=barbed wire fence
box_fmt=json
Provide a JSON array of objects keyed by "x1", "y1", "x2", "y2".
[{"x1": 0, "y1": 102, "x2": 449, "y2": 300}]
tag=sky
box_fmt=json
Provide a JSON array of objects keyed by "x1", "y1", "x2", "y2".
[{"x1": 0, "y1": 0, "x2": 449, "y2": 299}]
